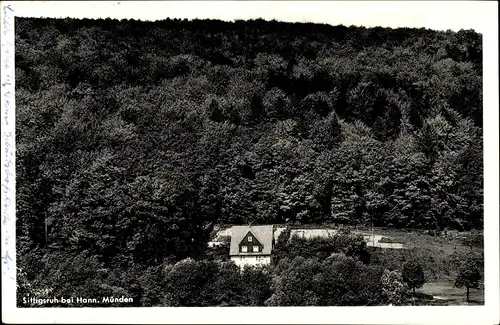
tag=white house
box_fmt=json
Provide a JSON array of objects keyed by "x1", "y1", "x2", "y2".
[{"x1": 229, "y1": 225, "x2": 274, "y2": 269}]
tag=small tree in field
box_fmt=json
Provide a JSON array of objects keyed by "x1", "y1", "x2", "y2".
[
  {"x1": 402, "y1": 259, "x2": 425, "y2": 296},
  {"x1": 455, "y1": 258, "x2": 482, "y2": 302}
]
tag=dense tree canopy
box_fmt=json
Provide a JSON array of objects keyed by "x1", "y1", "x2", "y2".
[{"x1": 15, "y1": 17, "x2": 483, "y2": 306}]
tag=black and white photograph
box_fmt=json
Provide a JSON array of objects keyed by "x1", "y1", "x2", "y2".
[{"x1": 1, "y1": 1, "x2": 498, "y2": 324}]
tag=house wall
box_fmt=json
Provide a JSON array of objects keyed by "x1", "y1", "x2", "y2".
[{"x1": 230, "y1": 255, "x2": 271, "y2": 268}]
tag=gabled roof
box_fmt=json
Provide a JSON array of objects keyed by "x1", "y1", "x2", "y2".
[{"x1": 229, "y1": 225, "x2": 274, "y2": 256}]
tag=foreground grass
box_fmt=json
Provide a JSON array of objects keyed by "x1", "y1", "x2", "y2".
[
  {"x1": 417, "y1": 282, "x2": 484, "y2": 305},
  {"x1": 366, "y1": 228, "x2": 484, "y2": 305}
]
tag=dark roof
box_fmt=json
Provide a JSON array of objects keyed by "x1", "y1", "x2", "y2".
[{"x1": 229, "y1": 225, "x2": 274, "y2": 256}]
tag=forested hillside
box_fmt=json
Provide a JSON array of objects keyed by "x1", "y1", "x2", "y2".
[{"x1": 16, "y1": 17, "x2": 482, "y2": 282}]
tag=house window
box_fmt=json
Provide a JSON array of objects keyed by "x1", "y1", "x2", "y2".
[
  {"x1": 248, "y1": 235, "x2": 252, "y2": 242},
  {"x1": 241, "y1": 246, "x2": 248, "y2": 253},
  {"x1": 253, "y1": 245, "x2": 259, "y2": 252}
]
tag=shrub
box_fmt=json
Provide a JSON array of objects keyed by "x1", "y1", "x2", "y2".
[
  {"x1": 381, "y1": 269, "x2": 408, "y2": 305},
  {"x1": 402, "y1": 259, "x2": 425, "y2": 295}
]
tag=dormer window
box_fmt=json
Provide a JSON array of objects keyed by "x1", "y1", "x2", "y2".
[{"x1": 248, "y1": 235, "x2": 252, "y2": 242}]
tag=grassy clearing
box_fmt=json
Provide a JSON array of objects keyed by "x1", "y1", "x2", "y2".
[
  {"x1": 212, "y1": 224, "x2": 484, "y2": 305},
  {"x1": 369, "y1": 237, "x2": 483, "y2": 281}
]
